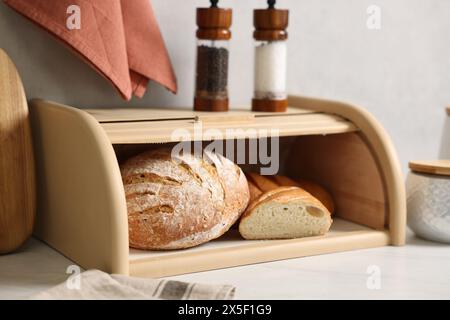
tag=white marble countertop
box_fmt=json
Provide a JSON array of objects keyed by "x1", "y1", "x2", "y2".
[{"x1": 1, "y1": 231, "x2": 449, "y2": 300}]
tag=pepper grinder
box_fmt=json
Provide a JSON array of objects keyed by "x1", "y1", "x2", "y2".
[
  {"x1": 194, "y1": 0, "x2": 232, "y2": 112},
  {"x1": 252, "y1": 0, "x2": 289, "y2": 112}
]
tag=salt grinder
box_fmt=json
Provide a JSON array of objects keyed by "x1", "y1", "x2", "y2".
[
  {"x1": 253, "y1": 0, "x2": 289, "y2": 112},
  {"x1": 194, "y1": 0, "x2": 232, "y2": 112}
]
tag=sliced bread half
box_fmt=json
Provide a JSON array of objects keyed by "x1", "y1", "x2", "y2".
[{"x1": 239, "y1": 187, "x2": 332, "y2": 240}]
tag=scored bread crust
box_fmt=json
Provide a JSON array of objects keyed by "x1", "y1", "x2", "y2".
[
  {"x1": 242, "y1": 186, "x2": 299, "y2": 218},
  {"x1": 296, "y1": 179, "x2": 335, "y2": 214},
  {"x1": 246, "y1": 176, "x2": 263, "y2": 203},
  {"x1": 246, "y1": 172, "x2": 279, "y2": 192},
  {"x1": 239, "y1": 187, "x2": 332, "y2": 240},
  {"x1": 272, "y1": 175, "x2": 335, "y2": 214},
  {"x1": 241, "y1": 186, "x2": 327, "y2": 219},
  {"x1": 247, "y1": 173, "x2": 335, "y2": 214},
  {"x1": 121, "y1": 148, "x2": 249, "y2": 250}
]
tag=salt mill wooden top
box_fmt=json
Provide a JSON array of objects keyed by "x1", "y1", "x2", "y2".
[
  {"x1": 0, "y1": 49, "x2": 36, "y2": 254},
  {"x1": 254, "y1": 3, "x2": 289, "y2": 41}
]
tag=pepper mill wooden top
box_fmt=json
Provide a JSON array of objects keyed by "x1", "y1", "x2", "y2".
[
  {"x1": 197, "y1": 7, "x2": 232, "y2": 40},
  {"x1": 254, "y1": 8, "x2": 289, "y2": 41},
  {"x1": 0, "y1": 49, "x2": 36, "y2": 254}
]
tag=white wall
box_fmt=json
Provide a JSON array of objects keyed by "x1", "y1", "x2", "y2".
[{"x1": 1, "y1": 0, "x2": 449, "y2": 172}]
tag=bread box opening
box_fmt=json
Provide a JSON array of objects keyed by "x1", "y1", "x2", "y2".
[{"x1": 113, "y1": 132, "x2": 387, "y2": 241}]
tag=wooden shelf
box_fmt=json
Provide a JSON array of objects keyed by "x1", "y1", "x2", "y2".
[
  {"x1": 129, "y1": 218, "x2": 390, "y2": 278},
  {"x1": 85, "y1": 108, "x2": 358, "y2": 144}
]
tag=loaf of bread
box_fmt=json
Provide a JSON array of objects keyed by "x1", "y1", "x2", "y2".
[
  {"x1": 246, "y1": 173, "x2": 335, "y2": 214},
  {"x1": 121, "y1": 148, "x2": 250, "y2": 250},
  {"x1": 239, "y1": 186, "x2": 332, "y2": 240},
  {"x1": 273, "y1": 176, "x2": 335, "y2": 214},
  {"x1": 247, "y1": 178, "x2": 263, "y2": 204}
]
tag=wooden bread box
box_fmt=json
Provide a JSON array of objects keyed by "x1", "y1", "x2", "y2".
[{"x1": 29, "y1": 96, "x2": 406, "y2": 278}]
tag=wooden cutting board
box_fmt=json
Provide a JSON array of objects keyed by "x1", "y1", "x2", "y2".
[{"x1": 0, "y1": 49, "x2": 36, "y2": 254}]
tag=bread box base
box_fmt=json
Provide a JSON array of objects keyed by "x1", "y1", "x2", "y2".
[
  {"x1": 30, "y1": 95, "x2": 406, "y2": 278},
  {"x1": 129, "y1": 219, "x2": 389, "y2": 278}
]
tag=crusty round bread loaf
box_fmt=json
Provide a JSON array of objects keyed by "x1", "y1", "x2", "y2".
[
  {"x1": 239, "y1": 186, "x2": 332, "y2": 240},
  {"x1": 121, "y1": 148, "x2": 249, "y2": 250}
]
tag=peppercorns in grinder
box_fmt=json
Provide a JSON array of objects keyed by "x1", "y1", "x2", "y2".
[{"x1": 194, "y1": 0, "x2": 232, "y2": 112}]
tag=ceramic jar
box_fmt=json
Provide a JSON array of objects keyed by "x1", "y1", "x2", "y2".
[{"x1": 407, "y1": 160, "x2": 450, "y2": 243}]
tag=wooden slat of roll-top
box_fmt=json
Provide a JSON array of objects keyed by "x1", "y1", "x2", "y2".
[
  {"x1": 85, "y1": 107, "x2": 312, "y2": 123},
  {"x1": 85, "y1": 108, "x2": 358, "y2": 144}
]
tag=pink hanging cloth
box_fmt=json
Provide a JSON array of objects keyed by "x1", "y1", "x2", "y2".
[{"x1": 3, "y1": 0, "x2": 177, "y2": 100}]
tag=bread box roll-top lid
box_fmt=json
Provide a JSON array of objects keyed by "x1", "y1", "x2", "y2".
[
  {"x1": 254, "y1": 1, "x2": 289, "y2": 41},
  {"x1": 409, "y1": 160, "x2": 450, "y2": 177}
]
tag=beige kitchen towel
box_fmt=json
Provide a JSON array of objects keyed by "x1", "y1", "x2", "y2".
[{"x1": 31, "y1": 270, "x2": 235, "y2": 300}]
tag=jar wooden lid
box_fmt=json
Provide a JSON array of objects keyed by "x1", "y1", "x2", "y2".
[
  {"x1": 409, "y1": 160, "x2": 450, "y2": 176},
  {"x1": 197, "y1": 8, "x2": 232, "y2": 40},
  {"x1": 254, "y1": 9, "x2": 289, "y2": 41}
]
